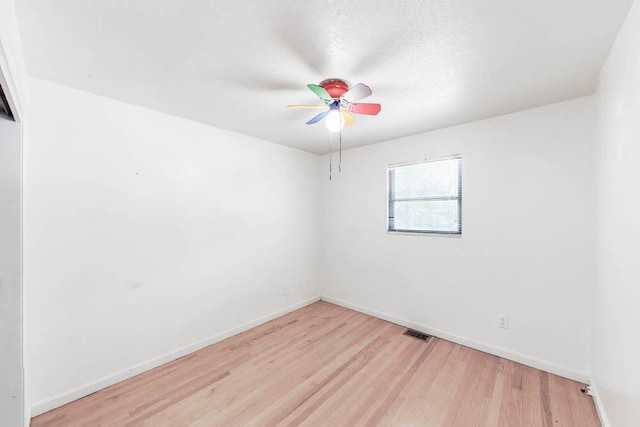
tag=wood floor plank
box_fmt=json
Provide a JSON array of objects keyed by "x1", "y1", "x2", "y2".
[{"x1": 32, "y1": 302, "x2": 600, "y2": 427}]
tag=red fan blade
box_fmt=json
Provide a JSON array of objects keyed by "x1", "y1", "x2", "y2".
[{"x1": 350, "y1": 103, "x2": 381, "y2": 115}]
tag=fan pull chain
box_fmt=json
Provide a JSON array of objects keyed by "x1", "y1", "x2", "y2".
[
  {"x1": 339, "y1": 129, "x2": 342, "y2": 173},
  {"x1": 329, "y1": 131, "x2": 333, "y2": 180}
]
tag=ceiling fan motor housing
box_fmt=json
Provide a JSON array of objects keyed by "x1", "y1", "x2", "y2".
[{"x1": 320, "y1": 79, "x2": 350, "y2": 99}]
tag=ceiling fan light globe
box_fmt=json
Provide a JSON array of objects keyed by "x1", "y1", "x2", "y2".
[{"x1": 325, "y1": 110, "x2": 345, "y2": 133}]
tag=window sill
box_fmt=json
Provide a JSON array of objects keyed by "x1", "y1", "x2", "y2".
[{"x1": 387, "y1": 230, "x2": 462, "y2": 238}]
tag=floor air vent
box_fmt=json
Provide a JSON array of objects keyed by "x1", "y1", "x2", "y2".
[{"x1": 404, "y1": 329, "x2": 430, "y2": 342}]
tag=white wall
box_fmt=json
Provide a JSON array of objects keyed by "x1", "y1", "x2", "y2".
[
  {"x1": 0, "y1": 1, "x2": 27, "y2": 425},
  {"x1": 593, "y1": 0, "x2": 640, "y2": 425},
  {"x1": 0, "y1": 0, "x2": 27, "y2": 119},
  {"x1": 24, "y1": 78, "x2": 321, "y2": 414},
  {"x1": 0, "y1": 116, "x2": 23, "y2": 427},
  {"x1": 321, "y1": 97, "x2": 596, "y2": 380}
]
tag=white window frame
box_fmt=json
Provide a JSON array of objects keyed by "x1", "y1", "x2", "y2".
[{"x1": 387, "y1": 154, "x2": 462, "y2": 235}]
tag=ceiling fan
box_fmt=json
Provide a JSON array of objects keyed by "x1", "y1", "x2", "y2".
[{"x1": 287, "y1": 79, "x2": 381, "y2": 132}]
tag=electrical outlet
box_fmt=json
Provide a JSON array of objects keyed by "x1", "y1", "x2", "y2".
[
  {"x1": 281, "y1": 287, "x2": 288, "y2": 296},
  {"x1": 497, "y1": 314, "x2": 509, "y2": 329}
]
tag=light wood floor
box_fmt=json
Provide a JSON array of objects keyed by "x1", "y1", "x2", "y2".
[{"x1": 32, "y1": 301, "x2": 600, "y2": 426}]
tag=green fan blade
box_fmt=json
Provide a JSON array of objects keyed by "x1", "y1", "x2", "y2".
[{"x1": 307, "y1": 84, "x2": 333, "y2": 104}]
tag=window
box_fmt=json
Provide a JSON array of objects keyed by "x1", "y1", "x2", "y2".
[{"x1": 388, "y1": 155, "x2": 462, "y2": 234}]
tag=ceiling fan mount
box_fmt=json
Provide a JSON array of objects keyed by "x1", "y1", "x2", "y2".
[{"x1": 319, "y1": 78, "x2": 350, "y2": 99}]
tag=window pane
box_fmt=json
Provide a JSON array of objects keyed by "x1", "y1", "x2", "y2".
[
  {"x1": 391, "y1": 158, "x2": 460, "y2": 199},
  {"x1": 390, "y1": 200, "x2": 460, "y2": 233}
]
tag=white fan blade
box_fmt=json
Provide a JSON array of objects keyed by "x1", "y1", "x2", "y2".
[{"x1": 341, "y1": 83, "x2": 372, "y2": 103}]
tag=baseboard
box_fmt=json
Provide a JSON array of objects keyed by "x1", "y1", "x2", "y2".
[
  {"x1": 320, "y1": 295, "x2": 589, "y2": 384},
  {"x1": 589, "y1": 382, "x2": 610, "y2": 427},
  {"x1": 31, "y1": 296, "x2": 320, "y2": 417}
]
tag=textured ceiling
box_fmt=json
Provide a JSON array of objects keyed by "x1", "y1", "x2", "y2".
[{"x1": 17, "y1": 0, "x2": 633, "y2": 154}]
